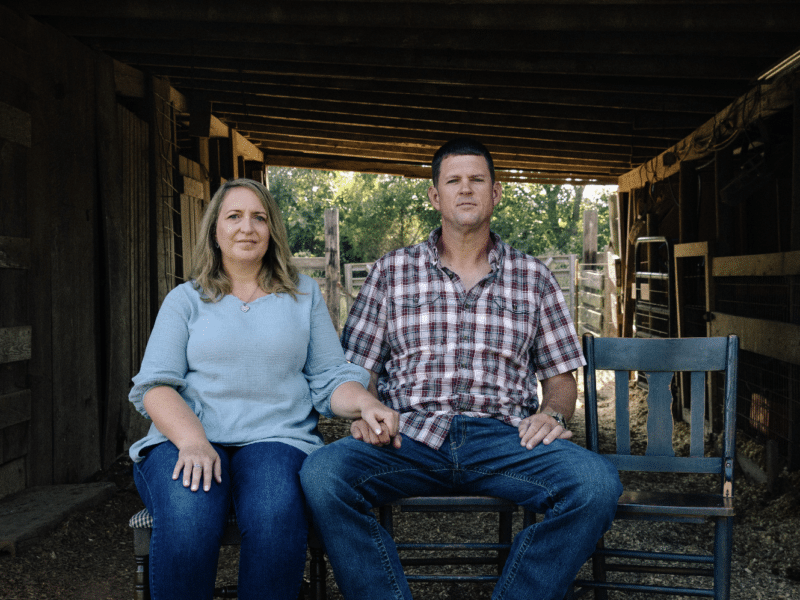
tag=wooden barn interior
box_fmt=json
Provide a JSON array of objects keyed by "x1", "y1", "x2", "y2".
[{"x1": 0, "y1": 1, "x2": 799, "y2": 499}]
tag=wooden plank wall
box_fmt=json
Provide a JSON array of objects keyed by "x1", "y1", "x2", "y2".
[
  {"x1": 118, "y1": 105, "x2": 152, "y2": 451},
  {"x1": 0, "y1": 6, "x2": 34, "y2": 498},
  {"x1": 26, "y1": 15, "x2": 102, "y2": 485}
]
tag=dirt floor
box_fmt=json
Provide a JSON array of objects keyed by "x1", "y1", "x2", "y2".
[{"x1": 1, "y1": 373, "x2": 799, "y2": 599}]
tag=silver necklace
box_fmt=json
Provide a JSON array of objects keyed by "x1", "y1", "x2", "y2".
[{"x1": 239, "y1": 284, "x2": 261, "y2": 313}]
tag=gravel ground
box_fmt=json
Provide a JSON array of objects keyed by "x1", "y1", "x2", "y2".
[{"x1": 1, "y1": 372, "x2": 798, "y2": 599}]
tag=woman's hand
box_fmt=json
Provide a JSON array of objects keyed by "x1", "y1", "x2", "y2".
[
  {"x1": 174, "y1": 440, "x2": 222, "y2": 492},
  {"x1": 331, "y1": 381, "x2": 401, "y2": 448}
]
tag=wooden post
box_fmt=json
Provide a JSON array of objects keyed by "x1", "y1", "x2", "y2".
[
  {"x1": 324, "y1": 208, "x2": 341, "y2": 331},
  {"x1": 792, "y1": 89, "x2": 800, "y2": 252},
  {"x1": 149, "y1": 75, "x2": 177, "y2": 309},
  {"x1": 582, "y1": 209, "x2": 598, "y2": 267}
]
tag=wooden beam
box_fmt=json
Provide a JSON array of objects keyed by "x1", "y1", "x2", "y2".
[
  {"x1": 19, "y1": 1, "x2": 797, "y2": 35},
  {"x1": 41, "y1": 16, "x2": 797, "y2": 63},
  {"x1": 133, "y1": 58, "x2": 748, "y2": 105},
  {"x1": 713, "y1": 251, "x2": 800, "y2": 277},
  {"x1": 170, "y1": 77, "x2": 710, "y2": 130},
  {"x1": 97, "y1": 36, "x2": 773, "y2": 83},
  {"x1": 232, "y1": 116, "x2": 658, "y2": 160},
  {"x1": 263, "y1": 152, "x2": 617, "y2": 184},
  {"x1": 213, "y1": 99, "x2": 674, "y2": 141},
  {"x1": 793, "y1": 88, "x2": 800, "y2": 252},
  {"x1": 255, "y1": 136, "x2": 628, "y2": 175},
  {"x1": 618, "y1": 74, "x2": 799, "y2": 192},
  {"x1": 710, "y1": 313, "x2": 800, "y2": 366}
]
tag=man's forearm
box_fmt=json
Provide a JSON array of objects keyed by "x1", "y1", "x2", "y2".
[{"x1": 539, "y1": 370, "x2": 578, "y2": 420}]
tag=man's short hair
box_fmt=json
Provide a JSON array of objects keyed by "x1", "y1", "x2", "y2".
[{"x1": 431, "y1": 138, "x2": 496, "y2": 187}]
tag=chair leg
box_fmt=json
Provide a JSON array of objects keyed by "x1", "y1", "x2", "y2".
[
  {"x1": 134, "y1": 554, "x2": 149, "y2": 600},
  {"x1": 591, "y1": 538, "x2": 608, "y2": 600},
  {"x1": 309, "y1": 545, "x2": 328, "y2": 600},
  {"x1": 713, "y1": 516, "x2": 733, "y2": 600},
  {"x1": 498, "y1": 511, "x2": 512, "y2": 575}
]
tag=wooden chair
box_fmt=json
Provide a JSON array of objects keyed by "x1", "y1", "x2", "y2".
[
  {"x1": 378, "y1": 495, "x2": 535, "y2": 584},
  {"x1": 574, "y1": 334, "x2": 739, "y2": 599},
  {"x1": 129, "y1": 507, "x2": 327, "y2": 600}
]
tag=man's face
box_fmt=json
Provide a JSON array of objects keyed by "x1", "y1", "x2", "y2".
[{"x1": 428, "y1": 154, "x2": 501, "y2": 232}]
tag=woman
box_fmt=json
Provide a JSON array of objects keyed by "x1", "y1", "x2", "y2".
[{"x1": 128, "y1": 178, "x2": 397, "y2": 600}]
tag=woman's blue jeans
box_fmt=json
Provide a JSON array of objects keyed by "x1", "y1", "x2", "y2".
[
  {"x1": 133, "y1": 440, "x2": 308, "y2": 600},
  {"x1": 300, "y1": 415, "x2": 622, "y2": 600}
]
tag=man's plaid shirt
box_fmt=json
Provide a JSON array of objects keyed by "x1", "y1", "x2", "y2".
[{"x1": 342, "y1": 229, "x2": 585, "y2": 449}]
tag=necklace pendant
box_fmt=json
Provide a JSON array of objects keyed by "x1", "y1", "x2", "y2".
[{"x1": 240, "y1": 304, "x2": 250, "y2": 313}]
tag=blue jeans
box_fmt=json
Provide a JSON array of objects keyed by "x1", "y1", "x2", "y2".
[
  {"x1": 300, "y1": 415, "x2": 622, "y2": 600},
  {"x1": 134, "y1": 440, "x2": 308, "y2": 600}
]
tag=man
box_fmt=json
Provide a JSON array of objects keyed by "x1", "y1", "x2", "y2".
[{"x1": 300, "y1": 138, "x2": 622, "y2": 600}]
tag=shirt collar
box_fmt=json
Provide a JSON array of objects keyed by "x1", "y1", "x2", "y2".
[{"x1": 425, "y1": 228, "x2": 505, "y2": 271}]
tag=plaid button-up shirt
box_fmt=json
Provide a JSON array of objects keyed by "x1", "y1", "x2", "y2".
[{"x1": 342, "y1": 229, "x2": 585, "y2": 449}]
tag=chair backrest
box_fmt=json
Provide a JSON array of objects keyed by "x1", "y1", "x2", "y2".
[{"x1": 582, "y1": 334, "x2": 738, "y2": 493}]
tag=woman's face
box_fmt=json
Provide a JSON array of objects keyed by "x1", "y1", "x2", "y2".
[{"x1": 215, "y1": 187, "x2": 271, "y2": 268}]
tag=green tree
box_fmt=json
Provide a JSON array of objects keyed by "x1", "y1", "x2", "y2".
[
  {"x1": 269, "y1": 167, "x2": 337, "y2": 257},
  {"x1": 334, "y1": 174, "x2": 438, "y2": 263},
  {"x1": 491, "y1": 183, "x2": 613, "y2": 257}
]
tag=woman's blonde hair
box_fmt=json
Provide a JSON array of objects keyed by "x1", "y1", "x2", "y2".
[{"x1": 190, "y1": 178, "x2": 300, "y2": 301}]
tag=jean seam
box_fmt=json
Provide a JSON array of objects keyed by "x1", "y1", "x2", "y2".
[
  {"x1": 351, "y1": 465, "x2": 451, "y2": 489},
  {"x1": 463, "y1": 466, "x2": 560, "y2": 503},
  {"x1": 368, "y1": 512, "x2": 408, "y2": 600}
]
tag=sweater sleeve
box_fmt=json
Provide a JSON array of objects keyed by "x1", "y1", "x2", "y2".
[
  {"x1": 128, "y1": 285, "x2": 194, "y2": 420},
  {"x1": 302, "y1": 279, "x2": 370, "y2": 417}
]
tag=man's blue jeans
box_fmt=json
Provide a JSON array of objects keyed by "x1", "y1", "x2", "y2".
[
  {"x1": 300, "y1": 415, "x2": 622, "y2": 600},
  {"x1": 133, "y1": 440, "x2": 308, "y2": 600}
]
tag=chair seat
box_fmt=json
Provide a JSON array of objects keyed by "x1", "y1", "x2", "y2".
[
  {"x1": 616, "y1": 490, "x2": 734, "y2": 518},
  {"x1": 388, "y1": 495, "x2": 520, "y2": 512},
  {"x1": 129, "y1": 507, "x2": 238, "y2": 530}
]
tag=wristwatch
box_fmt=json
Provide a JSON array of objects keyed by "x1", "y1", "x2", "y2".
[{"x1": 542, "y1": 409, "x2": 568, "y2": 429}]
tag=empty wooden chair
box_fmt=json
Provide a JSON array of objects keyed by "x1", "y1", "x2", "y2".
[{"x1": 574, "y1": 334, "x2": 739, "y2": 599}]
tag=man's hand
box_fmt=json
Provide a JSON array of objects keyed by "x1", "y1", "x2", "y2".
[
  {"x1": 351, "y1": 418, "x2": 402, "y2": 448},
  {"x1": 518, "y1": 413, "x2": 573, "y2": 450}
]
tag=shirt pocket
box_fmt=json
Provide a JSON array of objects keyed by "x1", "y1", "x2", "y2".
[
  {"x1": 488, "y1": 296, "x2": 536, "y2": 357},
  {"x1": 388, "y1": 290, "x2": 444, "y2": 358}
]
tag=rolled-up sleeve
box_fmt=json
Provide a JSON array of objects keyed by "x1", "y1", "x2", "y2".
[
  {"x1": 304, "y1": 282, "x2": 370, "y2": 417},
  {"x1": 341, "y1": 261, "x2": 391, "y2": 374},
  {"x1": 128, "y1": 288, "x2": 192, "y2": 419},
  {"x1": 533, "y1": 271, "x2": 585, "y2": 379}
]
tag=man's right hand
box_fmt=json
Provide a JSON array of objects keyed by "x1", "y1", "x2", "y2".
[{"x1": 351, "y1": 418, "x2": 402, "y2": 449}]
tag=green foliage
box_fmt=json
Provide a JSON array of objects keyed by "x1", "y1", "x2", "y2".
[
  {"x1": 492, "y1": 184, "x2": 613, "y2": 257},
  {"x1": 268, "y1": 167, "x2": 613, "y2": 263}
]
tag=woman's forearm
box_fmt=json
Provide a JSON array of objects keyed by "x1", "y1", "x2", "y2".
[{"x1": 142, "y1": 386, "x2": 209, "y2": 448}]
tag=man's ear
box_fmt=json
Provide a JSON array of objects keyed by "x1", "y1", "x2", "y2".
[
  {"x1": 428, "y1": 185, "x2": 441, "y2": 211},
  {"x1": 492, "y1": 181, "x2": 502, "y2": 207}
]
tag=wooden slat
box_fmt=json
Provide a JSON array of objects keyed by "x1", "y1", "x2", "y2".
[
  {"x1": 0, "y1": 236, "x2": 31, "y2": 269},
  {"x1": 710, "y1": 313, "x2": 800, "y2": 366},
  {"x1": 0, "y1": 326, "x2": 31, "y2": 364},
  {"x1": 0, "y1": 458, "x2": 25, "y2": 500},
  {"x1": 293, "y1": 256, "x2": 326, "y2": 270},
  {"x1": 590, "y1": 336, "x2": 730, "y2": 372},
  {"x1": 0, "y1": 101, "x2": 31, "y2": 148},
  {"x1": 712, "y1": 251, "x2": 800, "y2": 277},
  {"x1": 0, "y1": 390, "x2": 31, "y2": 430}
]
